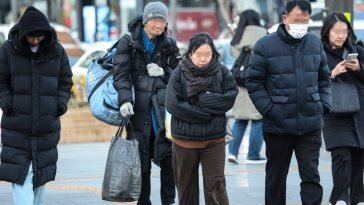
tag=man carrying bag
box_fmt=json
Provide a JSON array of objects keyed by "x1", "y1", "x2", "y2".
[
  {"x1": 113, "y1": 2, "x2": 180, "y2": 204},
  {"x1": 102, "y1": 119, "x2": 141, "y2": 202}
]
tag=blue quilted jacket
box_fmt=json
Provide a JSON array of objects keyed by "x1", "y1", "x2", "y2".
[{"x1": 246, "y1": 24, "x2": 332, "y2": 135}]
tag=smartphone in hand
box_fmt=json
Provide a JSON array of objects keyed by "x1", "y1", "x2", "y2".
[{"x1": 346, "y1": 53, "x2": 358, "y2": 63}]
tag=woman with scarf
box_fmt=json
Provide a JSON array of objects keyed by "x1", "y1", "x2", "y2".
[
  {"x1": 165, "y1": 32, "x2": 238, "y2": 205},
  {"x1": 321, "y1": 13, "x2": 364, "y2": 205}
]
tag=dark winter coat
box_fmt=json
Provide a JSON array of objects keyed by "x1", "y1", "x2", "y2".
[
  {"x1": 322, "y1": 42, "x2": 364, "y2": 150},
  {"x1": 165, "y1": 63, "x2": 238, "y2": 140},
  {"x1": 0, "y1": 6, "x2": 73, "y2": 188},
  {"x1": 113, "y1": 15, "x2": 180, "y2": 171},
  {"x1": 246, "y1": 24, "x2": 332, "y2": 135}
]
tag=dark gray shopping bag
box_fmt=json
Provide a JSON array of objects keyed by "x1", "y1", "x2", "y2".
[{"x1": 102, "y1": 121, "x2": 141, "y2": 202}]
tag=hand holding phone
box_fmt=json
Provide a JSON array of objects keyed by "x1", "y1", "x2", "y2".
[
  {"x1": 345, "y1": 53, "x2": 361, "y2": 71},
  {"x1": 346, "y1": 53, "x2": 358, "y2": 63}
]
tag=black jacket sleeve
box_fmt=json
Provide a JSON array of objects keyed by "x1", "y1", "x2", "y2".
[
  {"x1": 165, "y1": 68, "x2": 212, "y2": 123},
  {"x1": 355, "y1": 44, "x2": 364, "y2": 83},
  {"x1": 198, "y1": 66, "x2": 238, "y2": 115},
  {"x1": 245, "y1": 41, "x2": 273, "y2": 117},
  {"x1": 0, "y1": 42, "x2": 13, "y2": 115},
  {"x1": 57, "y1": 44, "x2": 73, "y2": 116},
  {"x1": 317, "y1": 43, "x2": 332, "y2": 111},
  {"x1": 113, "y1": 36, "x2": 134, "y2": 106}
]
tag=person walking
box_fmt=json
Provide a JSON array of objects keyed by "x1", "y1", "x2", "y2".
[
  {"x1": 320, "y1": 13, "x2": 364, "y2": 205},
  {"x1": 113, "y1": 1, "x2": 180, "y2": 205},
  {"x1": 165, "y1": 32, "x2": 238, "y2": 205},
  {"x1": 245, "y1": 0, "x2": 332, "y2": 204},
  {"x1": 227, "y1": 9, "x2": 267, "y2": 164},
  {"x1": 0, "y1": 6, "x2": 73, "y2": 205}
]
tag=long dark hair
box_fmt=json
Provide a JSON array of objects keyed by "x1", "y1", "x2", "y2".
[
  {"x1": 230, "y1": 9, "x2": 261, "y2": 46},
  {"x1": 184, "y1": 32, "x2": 220, "y2": 59},
  {"x1": 320, "y1": 13, "x2": 356, "y2": 46}
]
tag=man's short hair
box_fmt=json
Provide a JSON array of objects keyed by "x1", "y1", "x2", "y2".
[{"x1": 285, "y1": 0, "x2": 312, "y2": 15}]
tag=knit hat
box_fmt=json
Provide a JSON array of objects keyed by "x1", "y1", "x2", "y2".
[
  {"x1": 142, "y1": 1, "x2": 168, "y2": 24},
  {"x1": 17, "y1": 6, "x2": 52, "y2": 39}
]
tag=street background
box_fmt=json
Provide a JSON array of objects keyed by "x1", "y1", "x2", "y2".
[
  {"x1": 0, "y1": 132, "x2": 333, "y2": 205},
  {"x1": 1, "y1": 0, "x2": 362, "y2": 204}
]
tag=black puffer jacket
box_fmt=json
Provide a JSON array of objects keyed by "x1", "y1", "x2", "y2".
[
  {"x1": 0, "y1": 6, "x2": 73, "y2": 188},
  {"x1": 322, "y1": 42, "x2": 364, "y2": 150},
  {"x1": 246, "y1": 24, "x2": 332, "y2": 135},
  {"x1": 165, "y1": 63, "x2": 238, "y2": 140},
  {"x1": 113, "y1": 15, "x2": 180, "y2": 171}
]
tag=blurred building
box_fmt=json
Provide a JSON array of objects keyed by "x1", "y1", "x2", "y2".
[
  {"x1": 3, "y1": 0, "x2": 357, "y2": 43},
  {"x1": 0, "y1": 0, "x2": 10, "y2": 23}
]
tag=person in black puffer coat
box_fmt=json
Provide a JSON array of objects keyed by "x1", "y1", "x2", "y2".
[
  {"x1": 166, "y1": 32, "x2": 238, "y2": 205},
  {"x1": 245, "y1": 0, "x2": 331, "y2": 204},
  {"x1": 320, "y1": 13, "x2": 364, "y2": 205},
  {"x1": 112, "y1": 2, "x2": 180, "y2": 205},
  {"x1": 0, "y1": 6, "x2": 73, "y2": 205}
]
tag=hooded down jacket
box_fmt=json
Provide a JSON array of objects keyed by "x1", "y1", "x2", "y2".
[{"x1": 0, "y1": 6, "x2": 73, "y2": 188}]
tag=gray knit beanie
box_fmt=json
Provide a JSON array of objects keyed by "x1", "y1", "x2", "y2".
[{"x1": 143, "y1": 1, "x2": 168, "y2": 24}]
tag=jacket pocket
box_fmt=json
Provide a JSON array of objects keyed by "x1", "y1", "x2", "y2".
[
  {"x1": 57, "y1": 100, "x2": 67, "y2": 117},
  {"x1": 2, "y1": 100, "x2": 13, "y2": 116},
  {"x1": 0, "y1": 94, "x2": 13, "y2": 116},
  {"x1": 269, "y1": 96, "x2": 288, "y2": 119},
  {"x1": 311, "y1": 93, "x2": 320, "y2": 101},
  {"x1": 271, "y1": 96, "x2": 288, "y2": 103},
  {"x1": 311, "y1": 93, "x2": 323, "y2": 113}
]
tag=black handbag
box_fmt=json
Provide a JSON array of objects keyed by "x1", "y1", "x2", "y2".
[
  {"x1": 330, "y1": 79, "x2": 360, "y2": 114},
  {"x1": 101, "y1": 120, "x2": 141, "y2": 202}
]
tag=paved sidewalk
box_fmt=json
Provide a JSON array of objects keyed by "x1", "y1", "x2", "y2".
[{"x1": 0, "y1": 140, "x2": 333, "y2": 205}]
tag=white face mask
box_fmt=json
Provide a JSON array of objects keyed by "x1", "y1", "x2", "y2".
[{"x1": 287, "y1": 23, "x2": 309, "y2": 39}]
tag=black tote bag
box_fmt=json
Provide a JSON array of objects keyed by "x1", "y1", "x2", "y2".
[
  {"x1": 331, "y1": 79, "x2": 360, "y2": 114},
  {"x1": 101, "y1": 121, "x2": 141, "y2": 202}
]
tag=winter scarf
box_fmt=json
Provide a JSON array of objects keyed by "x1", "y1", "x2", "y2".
[
  {"x1": 142, "y1": 29, "x2": 157, "y2": 60},
  {"x1": 180, "y1": 56, "x2": 220, "y2": 99}
]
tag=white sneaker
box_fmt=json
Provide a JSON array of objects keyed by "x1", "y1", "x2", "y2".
[
  {"x1": 356, "y1": 203, "x2": 364, "y2": 205},
  {"x1": 246, "y1": 157, "x2": 267, "y2": 164},
  {"x1": 227, "y1": 154, "x2": 238, "y2": 164},
  {"x1": 336, "y1": 200, "x2": 347, "y2": 205}
]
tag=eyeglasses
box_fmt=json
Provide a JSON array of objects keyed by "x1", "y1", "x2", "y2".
[{"x1": 26, "y1": 35, "x2": 46, "y2": 42}]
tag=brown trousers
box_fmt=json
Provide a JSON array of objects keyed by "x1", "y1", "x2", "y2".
[{"x1": 172, "y1": 141, "x2": 229, "y2": 205}]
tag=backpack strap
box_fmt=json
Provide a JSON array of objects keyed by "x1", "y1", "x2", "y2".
[
  {"x1": 87, "y1": 69, "x2": 113, "y2": 102},
  {"x1": 87, "y1": 41, "x2": 120, "y2": 102},
  {"x1": 166, "y1": 37, "x2": 182, "y2": 65},
  {"x1": 88, "y1": 33, "x2": 135, "y2": 102},
  {"x1": 121, "y1": 33, "x2": 136, "y2": 58}
]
